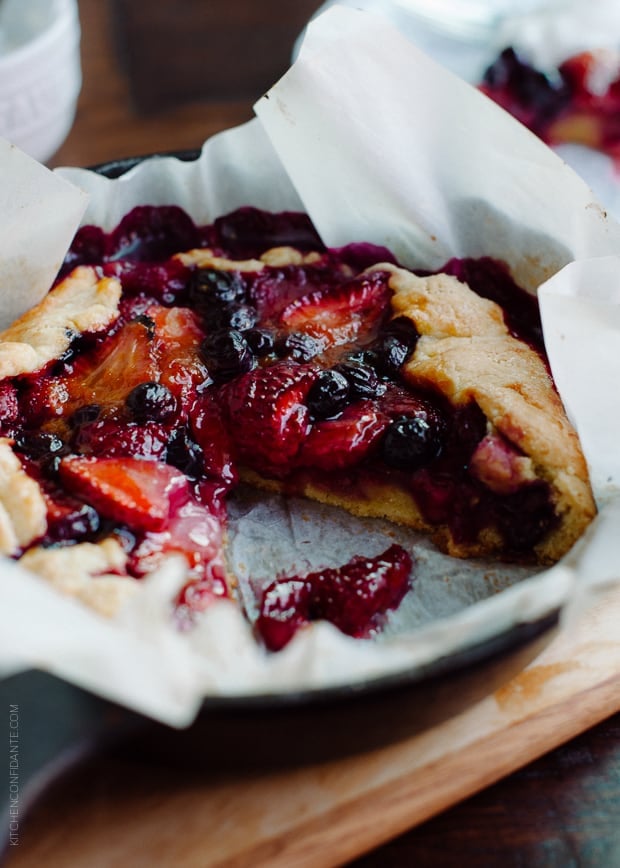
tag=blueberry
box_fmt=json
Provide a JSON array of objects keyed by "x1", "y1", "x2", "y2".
[
  {"x1": 188, "y1": 269, "x2": 250, "y2": 331},
  {"x1": 70, "y1": 404, "x2": 102, "y2": 428},
  {"x1": 188, "y1": 268, "x2": 246, "y2": 307},
  {"x1": 199, "y1": 304, "x2": 233, "y2": 332},
  {"x1": 345, "y1": 348, "x2": 382, "y2": 370},
  {"x1": 275, "y1": 332, "x2": 321, "y2": 362},
  {"x1": 381, "y1": 415, "x2": 444, "y2": 470},
  {"x1": 227, "y1": 303, "x2": 258, "y2": 331},
  {"x1": 244, "y1": 328, "x2": 275, "y2": 357},
  {"x1": 199, "y1": 329, "x2": 254, "y2": 381},
  {"x1": 333, "y1": 361, "x2": 386, "y2": 399},
  {"x1": 14, "y1": 431, "x2": 66, "y2": 460},
  {"x1": 306, "y1": 370, "x2": 350, "y2": 420},
  {"x1": 125, "y1": 382, "x2": 178, "y2": 423},
  {"x1": 495, "y1": 482, "x2": 556, "y2": 551},
  {"x1": 374, "y1": 317, "x2": 419, "y2": 375}
]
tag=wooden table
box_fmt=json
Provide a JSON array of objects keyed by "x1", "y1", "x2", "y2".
[{"x1": 7, "y1": 0, "x2": 619, "y2": 865}]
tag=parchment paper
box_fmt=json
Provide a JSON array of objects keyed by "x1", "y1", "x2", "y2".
[
  {"x1": 0, "y1": 137, "x2": 87, "y2": 330},
  {"x1": 1, "y1": 7, "x2": 620, "y2": 727}
]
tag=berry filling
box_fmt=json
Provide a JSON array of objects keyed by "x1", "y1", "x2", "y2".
[
  {"x1": 2, "y1": 204, "x2": 567, "y2": 648},
  {"x1": 256, "y1": 544, "x2": 413, "y2": 651}
]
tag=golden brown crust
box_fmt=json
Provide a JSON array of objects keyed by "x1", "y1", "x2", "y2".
[
  {"x1": 175, "y1": 246, "x2": 325, "y2": 271},
  {"x1": 381, "y1": 266, "x2": 596, "y2": 562},
  {"x1": 19, "y1": 537, "x2": 138, "y2": 618},
  {"x1": 387, "y1": 268, "x2": 508, "y2": 338},
  {"x1": 0, "y1": 266, "x2": 122, "y2": 379},
  {"x1": 0, "y1": 439, "x2": 47, "y2": 556}
]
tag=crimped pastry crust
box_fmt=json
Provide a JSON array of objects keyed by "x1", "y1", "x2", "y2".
[
  {"x1": 383, "y1": 266, "x2": 595, "y2": 562},
  {"x1": 0, "y1": 266, "x2": 121, "y2": 379},
  {"x1": 19, "y1": 537, "x2": 138, "y2": 617},
  {"x1": 0, "y1": 438, "x2": 47, "y2": 555}
]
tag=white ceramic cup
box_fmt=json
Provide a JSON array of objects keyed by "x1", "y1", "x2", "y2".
[{"x1": 0, "y1": 0, "x2": 82, "y2": 163}]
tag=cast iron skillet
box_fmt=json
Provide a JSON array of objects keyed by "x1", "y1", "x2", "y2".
[{"x1": 0, "y1": 151, "x2": 561, "y2": 853}]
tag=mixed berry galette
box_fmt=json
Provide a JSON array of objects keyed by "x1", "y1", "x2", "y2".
[
  {"x1": 481, "y1": 47, "x2": 620, "y2": 159},
  {"x1": 0, "y1": 206, "x2": 596, "y2": 649}
]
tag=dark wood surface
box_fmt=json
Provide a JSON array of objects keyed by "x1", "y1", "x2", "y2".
[
  {"x1": 356, "y1": 712, "x2": 620, "y2": 868},
  {"x1": 21, "y1": 1, "x2": 619, "y2": 865}
]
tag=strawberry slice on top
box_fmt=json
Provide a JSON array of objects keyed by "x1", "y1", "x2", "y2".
[
  {"x1": 298, "y1": 400, "x2": 389, "y2": 471},
  {"x1": 217, "y1": 360, "x2": 319, "y2": 477},
  {"x1": 68, "y1": 315, "x2": 160, "y2": 411},
  {"x1": 58, "y1": 456, "x2": 190, "y2": 533},
  {"x1": 147, "y1": 304, "x2": 209, "y2": 411},
  {"x1": 279, "y1": 271, "x2": 392, "y2": 349}
]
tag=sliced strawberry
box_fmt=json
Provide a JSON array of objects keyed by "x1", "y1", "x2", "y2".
[
  {"x1": 148, "y1": 305, "x2": 208, "y2": 409},
  {"x1": 298, "y1": 400, "x2": 389, "y2": 471},
  {"x1": 72, "y1": 417, "x2": 170, "y2": 460},
  {"x1": 189, "y1": 392, "x2": 238, "y2": 488},
  {"x1": 559, "y1": 51, "x2": 611, "y2": 102},
  {"x1": 58, "y1": 455, "x2": 189, "y2": 533},
  {"x1": 63, "y1": 316, "x2": 159, "y2": 417},
  {"x1": 217, "y1": 360, "x2": 318, "y2": 477},
  {"x1": 19, "y1": 375, "x2": 72, "y2": 428},
  {"x1": 279, "y1": 271, "x2": 391, "y2": 348},
  {"x1": 247, "y1": 261, "x2": 347, "y2": 321},
  {"x1": 256, "y1": 544, "x2": 413, "y2": 651}
]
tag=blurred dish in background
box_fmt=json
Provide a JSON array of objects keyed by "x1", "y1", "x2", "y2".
[
  {"x1": 0, "y1": 0, "x2": 81, "y2": 164},
  {"x1": 295, "y1": 0, "x2": 565, "y2": 81},
  {"x1": 296, "y1": 1, "x2": 620, "y2": 219}
]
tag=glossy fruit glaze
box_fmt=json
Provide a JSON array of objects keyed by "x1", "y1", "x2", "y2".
[
  {"x1": 1, "y1": 205, "x2": 551, "y2": 647},
  {"x1": 481, "y1": 47, "x2": 620, "y2": 160}
]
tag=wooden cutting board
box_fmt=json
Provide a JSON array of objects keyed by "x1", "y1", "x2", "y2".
[{"x1": 7, "y1": 584, "x2": 620, "y2": 868}]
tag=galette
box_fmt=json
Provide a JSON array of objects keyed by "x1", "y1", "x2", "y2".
[{"x1": 0, "y1": 206, "x2": 596, "y2": 649}]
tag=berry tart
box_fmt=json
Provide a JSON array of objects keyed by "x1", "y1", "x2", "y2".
[
  {"x1": 481, "y1": 47, "x2": 620, "y2": 159},
  {"x1": 0, "y1": 206, "x2": 596, "y2": 649}
]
